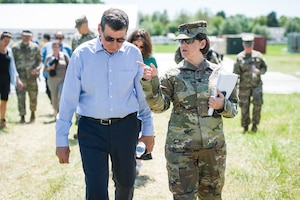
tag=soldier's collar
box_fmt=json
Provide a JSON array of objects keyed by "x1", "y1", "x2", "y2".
[{"x1": 179, "y1": 59, "x2": 211, "y2": 71}]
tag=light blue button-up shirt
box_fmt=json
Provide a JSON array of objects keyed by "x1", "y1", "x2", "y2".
[{"x1": 56, "y1": 38, "x2": 154, "y2": 147}]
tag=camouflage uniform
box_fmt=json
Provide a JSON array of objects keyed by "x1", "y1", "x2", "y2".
[
  {"x1": 233, "y1": 49, "x2": 267, "y2": 131},
  {"x1": 12, "y1": 41, "x2": 41, "y2": 117},
  {"x1": 71, "y1": 31, "x2": 97, "y2": 52},
  {"x1": 142, "y1": 58, "x2": 238, "y2": 199}
]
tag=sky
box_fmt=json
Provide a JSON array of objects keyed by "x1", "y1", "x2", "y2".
[{"x1": 105, "y1": 0, "x2": 300, "y2": 19}]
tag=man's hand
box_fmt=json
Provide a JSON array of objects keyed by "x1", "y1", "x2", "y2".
[
  {"x1": 138, "y1": 135, "x2": 155, "y2": 154},
  {"x1": 208, "y1": 89, "x2": 225, "y2": 110},
  {"x1": 56, "y1": 146, "x2": 70, "y2": 164},
  {"x1": 31, "y1": 68, "x2": 40, "y2": 75},
  {"x1": 16, "y1": 78, "x2": 23, "y2": 90},
  {"x1": 137, "y1": 61, "x2": 158, "y2": 80}
]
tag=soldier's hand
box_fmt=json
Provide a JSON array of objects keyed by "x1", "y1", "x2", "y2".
[
  {"x1": 209, "y1": 89, "x2": 225, "y2": 110},
  {"x1": 31, "y1": 68, "x2": 39, "y2": 75}
]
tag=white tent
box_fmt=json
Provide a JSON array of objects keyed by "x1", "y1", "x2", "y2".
[{"x1": 0, "y1": 4, "x2": 138, "y2": 42}]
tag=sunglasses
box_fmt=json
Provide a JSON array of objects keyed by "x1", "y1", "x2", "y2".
[
  {"x1": 179, "y1": 38, "x2": 195, "y2": 45},
  {"x1": 102, "y1": 31, "x2": 126, "y2": 43}
]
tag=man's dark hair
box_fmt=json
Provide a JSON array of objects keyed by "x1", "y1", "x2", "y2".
[
  {"x1": 100, "y1": 8, "x2": 129, "y2": 32},
  {"x1": 43, "y1": 33, "x2": 51, "y2": 41},
  {"x1": 1, "y1": 31, "x2": 12, "y2": 40}
]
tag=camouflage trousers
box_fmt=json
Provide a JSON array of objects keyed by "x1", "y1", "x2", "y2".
[
  {"x1": 165, "y1": 142, "x2": 226, "y2": 200},
  {"x1": 16, "y1": 78, "x2": 38, "y2": 116},
  {"x1": 238, "y1": 86, "x2": 263, "y2": 127}
]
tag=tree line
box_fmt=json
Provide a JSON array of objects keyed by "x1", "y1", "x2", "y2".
[
  {"x1": 1, "y1": 1, "x2": 299, "y2": 38},
  {"x1": 139, "y1": 9, "x2": 300, "y2": 38}
]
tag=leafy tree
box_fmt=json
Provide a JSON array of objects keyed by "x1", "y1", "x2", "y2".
[
  {"x1": 173, "y1": 10, "x2": 192, "y2": 26},
  {"x1": 219, "y1": 17, "x2": 242, "y2": 34},
  {"x1": 284, "y1": 17, "x2": 300, "y2": 35},
  {"x1": 166, "y1": 21, "x2": 179, "y2": 35},
  {"x1": 251, "y1": 24, "x2": 269, "y2": 37},
  {"x1": 193, "y1": 8, "x2": 211, "y2": 22},
  {"x1": 208, "y1": 15, "x2": 224, "y2": 35},
  {"x1": 140, "y1": 20, "x2": 155, "y2": 35},
  {"x1": 254, "y1": 16, "x2": 267, "y2": 26},
  {"x1": 216, "y1": 11, "x2": 226, "y2": 19},
  {"x1": 278, "y1": 16, "x2": 288, "y2": 27},
  {"x1": 267, "y1": 11, "x2": 279, "y2": 27}
]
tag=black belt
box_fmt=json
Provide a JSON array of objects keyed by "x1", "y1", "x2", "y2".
[{"x1": 81, "y1": 112, "x2": 137, "y2": 126}]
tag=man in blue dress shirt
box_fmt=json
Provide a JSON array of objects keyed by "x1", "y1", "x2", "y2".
[{"x1": 55, "y1": 8, "x2": 155, "y2": 200}]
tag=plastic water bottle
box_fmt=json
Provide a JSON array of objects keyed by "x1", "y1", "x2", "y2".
[{"x1": 136, "y1": 142, "x2": 146, "y2": 158}]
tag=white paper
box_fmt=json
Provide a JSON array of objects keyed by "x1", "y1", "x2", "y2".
[{"x1": 208, "y1": 72, "x2": 238, "y2": 115}]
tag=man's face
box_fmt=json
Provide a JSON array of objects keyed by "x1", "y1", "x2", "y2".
[
  {"x1": 55, "y1": 34, "x2": 64, "y2": 44},
  {"x1": 98, "y1": 24, "x2": 127, "y2": 54},
  {"x1": 21, "y1": 35, "x2": 31, "y2": 44}
]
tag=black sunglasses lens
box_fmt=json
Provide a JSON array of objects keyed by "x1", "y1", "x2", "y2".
[{"x1": 179, "y1": 38, "x2": 194, "y2": 44}]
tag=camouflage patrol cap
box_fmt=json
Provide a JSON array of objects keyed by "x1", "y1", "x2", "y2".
[
  {"x1": 174, "y1": 20, "x2": 207, "y2": 40},
  {"x1": 22, "y1": 30, "x2": 33, "y2": 37},
  {"x1": 75, "y1": 15, "x2": 88, "y2": 28},
  {"x1": 242, "y1": 34, "x2": 254, "y2": 46}
]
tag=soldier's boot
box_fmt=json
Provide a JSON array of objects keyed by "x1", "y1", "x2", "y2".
[
  {"x1": 251, "y1": 124, "x2": 258, "y2": 133},
  {"x1": 243, "y1": 126, "x2": 248, "y2": 133},
  {"x1": 20, "y1": 116, "x2": 25, "y2": 124},
  {"x1": 30, "y1": 111, "x2": 35, "y2": 122}
]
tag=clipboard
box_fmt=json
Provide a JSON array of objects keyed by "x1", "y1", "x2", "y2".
[{"x1": 208, "y1": 72, "x2": 238, "y2": 116}]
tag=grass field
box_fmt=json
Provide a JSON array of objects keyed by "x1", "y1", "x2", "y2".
[
  {"x1": 0, "y1": 93, "x2": 299, "y2": 200},
  {"x1": 0, "y1": 47, "x2": 299, "y2": 199},
  {"x1": 154, "y1": 44, "x2": 300, "y2": 77}
]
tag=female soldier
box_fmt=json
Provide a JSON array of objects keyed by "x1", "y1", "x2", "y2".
[{"x1": 139, "y1": 21, "x2": 238, "y2": 199}]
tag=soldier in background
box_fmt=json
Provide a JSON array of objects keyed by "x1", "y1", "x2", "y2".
[
  {"x1": 72, "y1": 15, "x2": 97, "y2": 52},
  {"x1": 233, "y1": 35, "x2": 267, "y2": 133},
  {"x1": 72, "y1": 15, "x2": 97, "y2": 139},
  {"x1": 139, "y1": 21, "x2": 238, "y2": 199},
  {"x1": 12, "y1": 30, "x2": 41, "y2": 123}
]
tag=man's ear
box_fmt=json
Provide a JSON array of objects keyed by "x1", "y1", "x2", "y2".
[{"x1": 98, "y1": 24, "x2": 102, "y2": 35}]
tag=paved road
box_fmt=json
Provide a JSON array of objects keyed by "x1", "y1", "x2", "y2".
[{"x1": 11, "y1": 53, "x2": 300, "y2": 95}]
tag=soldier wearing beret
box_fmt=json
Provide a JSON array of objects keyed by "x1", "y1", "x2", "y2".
[
  {"x1": 138, "y1": 21, "x2": 238, "y2": 199},
  {"x1": 233, "y1": 34, "x2": 267, "y2": 133}
]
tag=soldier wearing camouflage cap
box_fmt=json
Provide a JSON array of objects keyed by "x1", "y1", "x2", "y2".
[
  {"x1": 72, "y1": 15, "x2": 97, "y2": 52},
  {"x1": 12, "y1": 30, "x2": 41, "y2": 123},
  {"x1": 72, "y1": 15, "x2": 97, "y2": 139},
  {"x1": 139, "y1": 20, "x2": 238, "y2": 199},
  {"x1": 233, "y1": 34, "x2": 267, "y2": 133}
]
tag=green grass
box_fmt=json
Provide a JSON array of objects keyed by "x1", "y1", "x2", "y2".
[
  {"x1": 0, "y1": 93, "x2": 299, "y2": 199},
  {"x1": 223, "y1": 93, "x2": 300, "y2": 199},
  {"x1": 0, "y1": 48, "x2": 299, "y2": 199},
  {"x1": 153, "y1": 44, "x2": 178, "y2": 53},
  {"x1": 154, "y1": 43, "x2": 300, "y2": 77}
]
